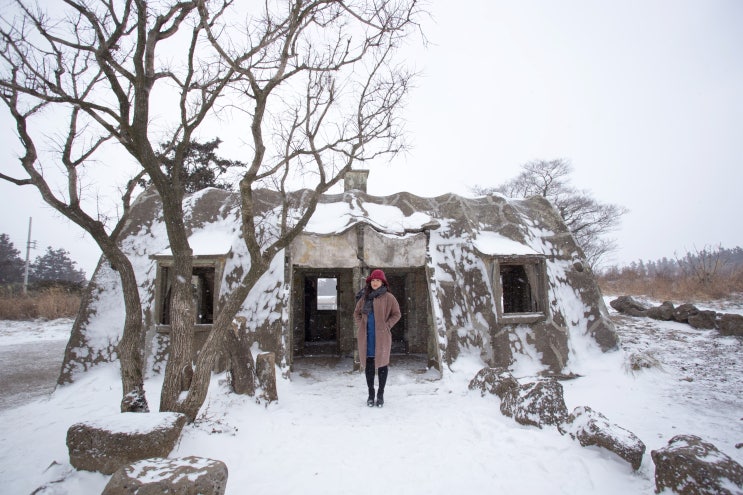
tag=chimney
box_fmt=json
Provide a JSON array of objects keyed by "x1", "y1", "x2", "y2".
[{"x1": 344, "y1": 169, "x2": 369, "y2": 193}]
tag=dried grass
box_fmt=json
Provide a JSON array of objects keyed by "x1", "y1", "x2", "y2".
[
  {"x1": 0, "y1": 288, "x2": 80, "y2": 320},
  {"x1": 598, "y1": 271, "x2": 743, "y2": 302}
]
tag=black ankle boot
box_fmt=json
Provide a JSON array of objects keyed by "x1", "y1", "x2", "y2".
[
  {"x1": 367, "y1": 388, "x2": 375, "y2": 407},
  {"x1": 375, "y1": 390, "x2": 384, "y2": 408}
]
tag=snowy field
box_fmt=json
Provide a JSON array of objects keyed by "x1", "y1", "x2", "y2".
[{"x1": 0, "y1": 298, "x2": 742, "y2": 494}]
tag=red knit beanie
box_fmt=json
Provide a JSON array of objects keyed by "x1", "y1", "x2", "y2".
[{"x1": 366, "y1": 269, "x2": 388, "y2": 286}]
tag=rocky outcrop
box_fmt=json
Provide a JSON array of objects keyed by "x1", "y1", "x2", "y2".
[
  {"x1": 102, "y1": 456, "x2": 228, "y2": 495},
  {"x1": 67, "y1": 412, "x2": 187, "y2": 474},
  {"x1": 646, "y1": 301, "x2": 675, "y2": 321},
  {"x1": 470, "y1": 367, "x2": 647, "y2": 471},
  {"x1": 559, "y1": 406, "x2": 646, "y2": 470},
  {"x1": 609, "y1": 296, "x2": 648, "y2": 317},
  {"x1": 651, "y1": 434, "x2": 743, "y2": 495},
  {"x1": 610, "y1": 296, "x2": 743, "y2": 337},
  {"x1": 719, "y1": 313, "x2": 743, "y2": 336},
  {"x1": 499, "y1": 379, "x2": 568, "y2": 428},
  {"x1": 673, "y1": 303, "x2": 700, "y2": 323},
  {"x1": 467, "y1": 367, "x2": 519, "y2": 399},
  {"x1": 688, "y1": 310, "x2": 717, "y2": 329}
]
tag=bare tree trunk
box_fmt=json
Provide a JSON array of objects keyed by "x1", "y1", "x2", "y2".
[
  {"x1": 158, "y1": 229, "x2": 196, "y2": 412},
  {"x1": 110, "y1": 248, "x2": 149, "y2": 412}
]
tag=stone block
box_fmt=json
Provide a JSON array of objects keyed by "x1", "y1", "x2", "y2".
[
  {"x1": 102, "y1": 456, "x2": 228, "y2": 495},
  {"x1": 67, "y1": 412, "x2": 187, "y2": 474}
]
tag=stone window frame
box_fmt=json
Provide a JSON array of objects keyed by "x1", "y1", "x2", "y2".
[
  {"x1": 489, "y1": 255, "x2": 549, "y2": 325},
  {"x1": 152, "y1": 255, "x2": 226, "y2": 331}
]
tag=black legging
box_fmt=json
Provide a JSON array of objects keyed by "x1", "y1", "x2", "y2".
[{"x1": 365, "y1": 357, "x2": 388, "y2": 392}]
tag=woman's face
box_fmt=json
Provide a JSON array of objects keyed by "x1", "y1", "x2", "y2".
[{"x1": 370, "y1": 278, "x2": 383, "y2": 290}]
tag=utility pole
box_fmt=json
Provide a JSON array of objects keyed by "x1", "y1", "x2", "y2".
[{"x1": 23, "y1": 217, "x2": 34, "y2": 295}]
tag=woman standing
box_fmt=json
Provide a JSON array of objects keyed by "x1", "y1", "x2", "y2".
[{"x1": 354, "y1": 269, "x2": 401, "y2": 407}]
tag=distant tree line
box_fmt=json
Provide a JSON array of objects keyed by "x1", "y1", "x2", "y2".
[
  {"x1": 598, "y1": 245, "x2": 743, "y2": 299},
  {"x1": 0, "y1": 233, "x2": 86, "y2": 292}
]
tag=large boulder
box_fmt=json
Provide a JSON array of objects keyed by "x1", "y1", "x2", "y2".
[
  {"x1": 646, "y1": 301, "x2": 675, "y2": 321},
  {"x1": 102, "y1": 456, "x2": 228, "y2": 495},
  {"x1": 468, "y1": 367, "x2": 520, "y2": 399},
  {"x1": 500, "y1": 379, "x2": 568, "y2": 428},
  {"x1": 688, "y1": 310, "x2": 718, "y2": 330},
  {"x1": 609, "y1": 296, "x2": 648, "y2": 317},
  {"x1": 672, "y1": 303, "x2": 699, "y2": 323},
  {"x1": 559, "y1": 406, "x2": 646, "y2": 470},
  {"x1": 651, "y1": 434, "x2": 743, "y2": 495},
  {"x1": 719, "y1": 313, "x2": 743, "y2": 336},
  {"x1": 67, "y1": 412, "x2": 187, "y2": 475}
]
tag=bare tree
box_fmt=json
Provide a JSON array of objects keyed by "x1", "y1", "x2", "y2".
[
  {"x1": 170, "y1": 0, "x2": 422, "y2": 420},
  {"x1": 0, "y1": 0, "x2": 226, "y2": 413},
  {"x1": 0, "y1": 95, "x2": 150, "y2": 411},
  {"x1": 676, "y1": 244, "x2": 728, "y2": 288},
  {"x1": 1, "y1": 0, "x2": 422, "y2": 421},
  {"x1": 473, "y1": 159, "x2": 628, "y2": 269}
]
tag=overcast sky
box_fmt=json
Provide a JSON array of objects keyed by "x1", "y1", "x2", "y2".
[{"x1": 1, "y1": 0, "x2": 742, "y2": 277}]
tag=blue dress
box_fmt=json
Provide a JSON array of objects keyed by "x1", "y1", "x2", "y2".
[{"x1": 366, "y1": 309, "x2": 376, "y2": 358}]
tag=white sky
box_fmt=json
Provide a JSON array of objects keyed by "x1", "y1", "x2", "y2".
[{"x1": 2, "y1": 0, "x2": 742, "y2": 276}]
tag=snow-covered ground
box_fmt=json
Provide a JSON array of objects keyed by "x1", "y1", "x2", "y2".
[{"x1": 0, "y1": 299, "x2": 741, "y2": 495}]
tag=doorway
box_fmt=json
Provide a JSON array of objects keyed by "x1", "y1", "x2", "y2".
[
  {"x1": 305, "y1": 275, "x2": 338, "y2": 353},
  {"x1": 293, "y1": 269, "x2": 354, "y2": 357},
  {"x1": 291, "y1": 267, "x2": 431, "y2": 363},
  {"x1": 385, "y1": 273, "x2": 408, "y2": 354}
]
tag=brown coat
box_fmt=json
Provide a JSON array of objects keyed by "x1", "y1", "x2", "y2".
[{"x1": 354, "y1": 291, "x2": 401, "y2": 369}]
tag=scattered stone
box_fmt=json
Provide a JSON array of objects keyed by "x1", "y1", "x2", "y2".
[
  {"x1": 559, "y1": 406, "x2": 646, "y2": 470},
  {"x1": 468, "y1": 367, "x2": 519, "y2": 399},
  {"x1": 625, "y1": 351, "x2": 663, "y2": 372},
  {"x1": 719, "y1": 313, "x2": 743, "y2": 337},
  {"x1": 688, "y1": 310, "x2": 718, "y2": 330},
  {"x1": 67, "y1": 412, "x2": 187, "y2": 475},
  {"x1": 609, "y1": 296, "x2": 648, "y2": 317},
  {"x1": 102, "y1": 456, "x2": 228, "y2": 495},
  {"x1": 672, "y1": 303, "x2": 699, "y2": 323},
  {"x1": 500, "y1": 379, "x2": 568, "y2": 428},
  {"x1": 651, "y1": 434, "x2": 743, "y2": 495},
  {"x1": 646, "y1": 301, "x2": 675, "y2": 321}
]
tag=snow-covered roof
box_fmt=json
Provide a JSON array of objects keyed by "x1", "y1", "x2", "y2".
[
  {"x1": 472, "y1": 231, "x2": 540, "y2": 256},
  {"x1": 155, "y1": 228, "x2": 234, "y2": 257},
  {"x1": 305, "y1": 200, "x2": 433, "y2": 235}
]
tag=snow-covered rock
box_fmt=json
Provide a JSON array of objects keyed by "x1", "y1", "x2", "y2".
[
  {"x1": 66, "y1": 412, "x2": 187, "y2": 474},
  {"x1": 651, "y1": 434, "x2": 743, "y2": 495},
  {"x1": 560, "y1": 406, "x2": 646, "y2": 470},
  {"x1": 102, "y1": 456, "x2": 228, "y2": 495}
]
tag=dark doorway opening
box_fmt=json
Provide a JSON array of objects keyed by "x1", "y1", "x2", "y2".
[
  {"x1": 385, "y1": 273, "x2": 409, "y2": 354},
  {"x1": 294, "y1": 269, "x2": 353, "y2": 357},
  {"x1": 305, "y1": 276, "x2": 338, "y2": 347}
]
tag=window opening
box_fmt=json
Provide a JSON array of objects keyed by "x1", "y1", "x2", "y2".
[
  {"x1": 500, "y1": 263, "x2": 543, "y2": 314},
  {"x1": 159, "y1": 265, "x2": 215, "y2": 325}
]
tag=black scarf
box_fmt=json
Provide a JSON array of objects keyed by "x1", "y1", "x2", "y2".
[{"x1": 357, "y1": 285, "x2": 387, "y2": 315}]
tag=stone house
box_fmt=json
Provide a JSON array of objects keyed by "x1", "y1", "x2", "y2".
[{"x1": 59, "y1": 171, "x2": 618, "y2": 383}]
